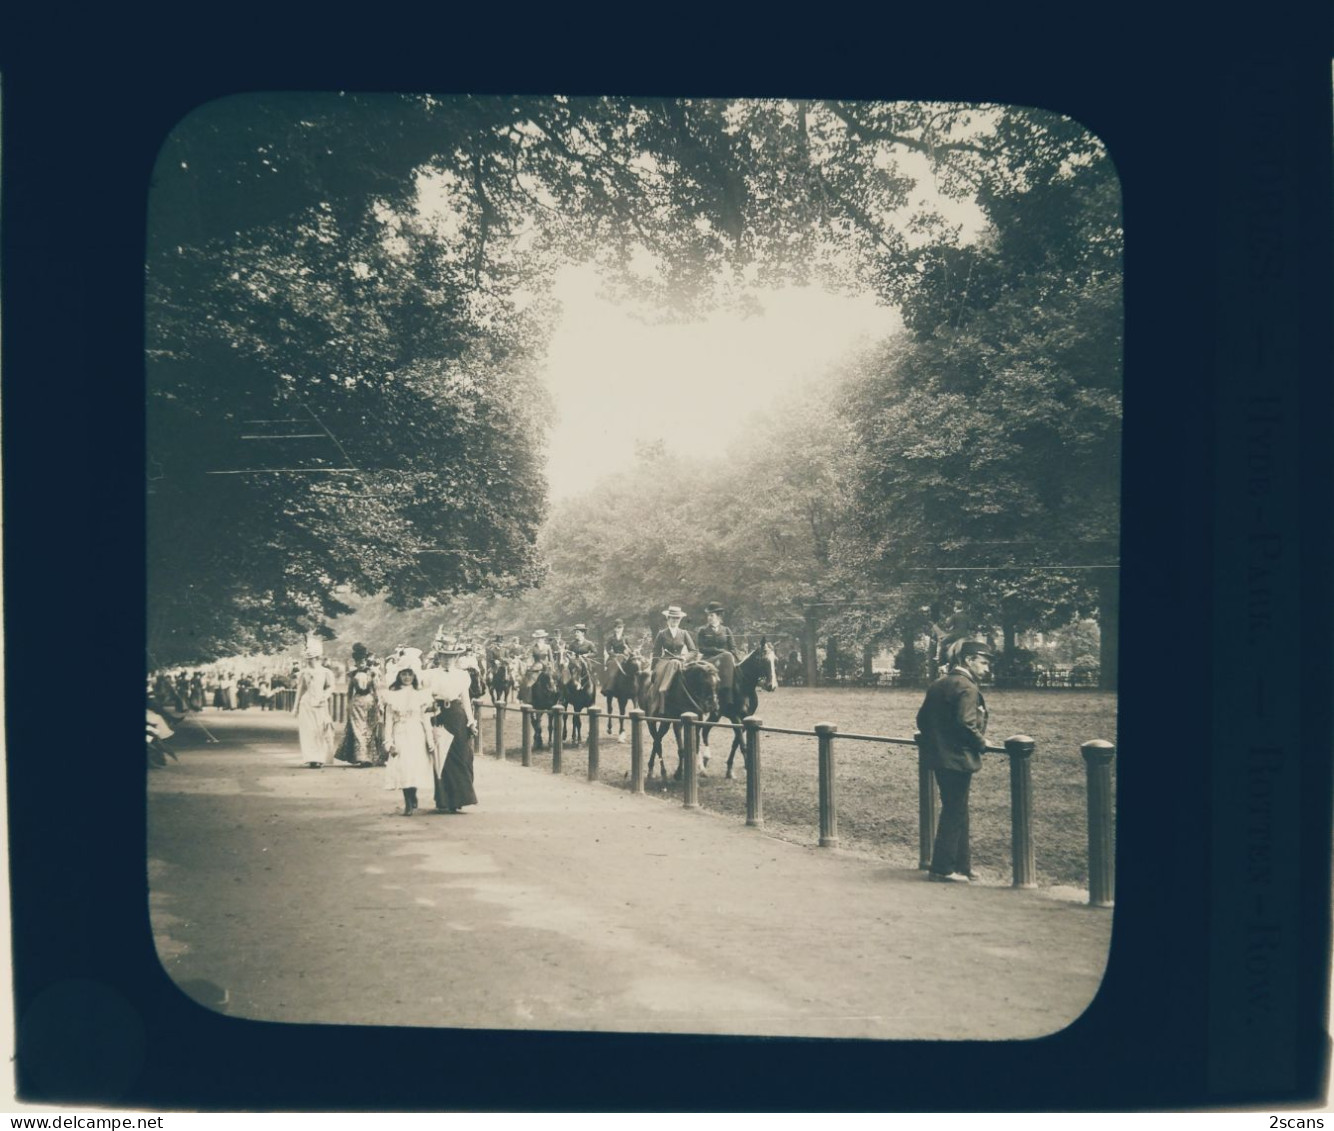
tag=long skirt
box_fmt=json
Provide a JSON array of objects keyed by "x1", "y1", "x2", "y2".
[
  {"x1": 433, "y1": 702, "x2": 478, "y2": 811},
  {"x1": 297, "y1": 699, "x2": 334, "y2": 764},
  {"x1": 334, "y1": 692, "x2": 382, "y2": 765},
  {"x1": 384, "y1": 716, "x2": 436, "y2": 794}
]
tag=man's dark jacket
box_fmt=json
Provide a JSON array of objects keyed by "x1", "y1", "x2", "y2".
[{"x1": 916, "y1": 666, "x2": 989, "y2": 773}]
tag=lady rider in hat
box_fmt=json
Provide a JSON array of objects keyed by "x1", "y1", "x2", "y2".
[
  {"x1": 649, "y1": 605, "x2": 696, "y2": 695},
  {"x1": 696, "y1": 601, "x2": 741, "y2": 688},
  {"x1": 519, "y1": 629, "x2": 554, "y2": 702}
]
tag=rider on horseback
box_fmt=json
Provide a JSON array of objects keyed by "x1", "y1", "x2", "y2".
[
  {"x1": 651, "y1": 605, "x2": 696, "y2": 695},
  {"x1": 567, "y1": 624, "x2": 597, "y2": 659},
  {"x1": 696, "y1": 601, "x2": 741, "y2": 699},
  {"x1": 603, "y1": 618, "x2": 631, "y2": 660},
  {"x1": 519, "y1": 629, "x2": 554, "y2": 701}
]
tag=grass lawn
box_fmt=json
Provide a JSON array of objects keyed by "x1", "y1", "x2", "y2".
[{"x1": 486, "y1": 686, "x2": 1118, "y2": 889}]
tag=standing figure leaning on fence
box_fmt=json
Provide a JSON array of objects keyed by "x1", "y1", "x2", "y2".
[
  {"x1": 293, "y1": 645, "x2": 337, "y2": 768},
  {"x1": 650, "y1": 605, "x2": 696, "y2": 696},
  {"x1": 916, "y1": 640, "x2": 992, "y2": 884}
]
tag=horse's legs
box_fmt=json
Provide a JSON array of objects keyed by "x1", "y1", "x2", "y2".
[
  {"x1": 646, "y1": 720, "x2": 668, "y2": 779},
  {"x1": 699, "y1": 718, "x2": 717, "y2": 772},
  {"x1": 532, "y1": 712, "x2": 544, "y2": 749},
  {"x1": 725, "y1": 721, "x2": 746, "y2": 778}
]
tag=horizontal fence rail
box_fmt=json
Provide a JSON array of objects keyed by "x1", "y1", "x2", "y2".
[{"x1": 469, "y1": 699, "x2": 1114, "y2": 907}]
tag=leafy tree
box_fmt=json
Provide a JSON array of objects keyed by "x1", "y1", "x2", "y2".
[
  {"x1": 148, "y1": 94, "x2": 1118, "y2": 668},
  {"x1": 842, "y1": 110, "x2": 1121, "y2": 686}
]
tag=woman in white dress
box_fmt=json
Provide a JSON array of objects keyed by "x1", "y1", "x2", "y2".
[
  {"x1": 292, "y1": 651, "x2": 336, "y2": 767},
  {"x1": 381, "y1": 664, "x2": 436, "y2": 816}
]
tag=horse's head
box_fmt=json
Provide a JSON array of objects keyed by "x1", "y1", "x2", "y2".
[
  {"x1": 562, "y1": 653, "x2": 591, "y2": 691},
  {"x1": 532, "y1": 665, "x2": 559, "y2": 702}
]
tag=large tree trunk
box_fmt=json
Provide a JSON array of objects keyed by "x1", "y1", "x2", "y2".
[
  {"x1": 1098, "y1": 569, "x2": 1119, "y2": 691},
  {"x1": 862, "y1": 641, "x2": 876, "y2": 679}
]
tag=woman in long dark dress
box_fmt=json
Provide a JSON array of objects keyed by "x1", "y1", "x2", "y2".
[{"x1": 424, "y1": 645, "x2": 478, "y2": 813}]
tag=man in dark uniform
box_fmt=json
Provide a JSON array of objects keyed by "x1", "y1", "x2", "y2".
[{"x1": 916, "y1": 640, "x2": 992, "y2": 884}]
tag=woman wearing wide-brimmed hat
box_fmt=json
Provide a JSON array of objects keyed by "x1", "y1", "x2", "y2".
[
  {"x1": 424, "y1": 641, "x2": 478, "y2": 813},
  {"x1": 381, "y1": 660, "x2": 436, "y2": 815},
  {"x1": 293, "y1": 646, "x2": 336, "y2": 767},
  {"x1": 650, "y1": 605, "x2": 696, "y2": 695}
]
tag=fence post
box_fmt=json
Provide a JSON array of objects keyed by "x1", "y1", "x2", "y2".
[
  {"x1": 520, "y1": 705, "x2": 532, "y2": 767},
  {"x1": 680, "y1": 713, "x2": 699, "y2": 809},
  {"x1": 587, "y1": 707, "x2": 601, "y2": 780},
  {"x1": 629, "y1": 709, "x2": 645, "y2": 794},
  {"x1": 472, "y1": 701, "x2": 485, "y2": 759},
  {"x1": 551, "y1": 709, "x2": 564, "y2": 774},
  {"x1": 744, "y1": 717, "x2": 763, "y2": 827},
  {"x1": 495, "y1": 704, "x2": 506, "y2": 762},
  {"x1": 1082, "y1": 740, "x2": 1116, "y2": 907},
  {"x1": 915, "y1": 732, "x2": 937, "y2": 870},
  {"x1": 1005, "y1": 735, "x2": 1037, "y2": 888},
  {"x1": 817, "y1": 723, "x2": 839, "y2": 848}
]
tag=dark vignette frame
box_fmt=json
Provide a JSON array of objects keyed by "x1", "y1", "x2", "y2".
[{"x1": 2, "y1": 20, "x2": 1330, "y2": 1113}]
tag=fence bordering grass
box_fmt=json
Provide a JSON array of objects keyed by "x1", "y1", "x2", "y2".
[{"x1": 470, "y1": 699, "x2": 1115, "y2": 908}]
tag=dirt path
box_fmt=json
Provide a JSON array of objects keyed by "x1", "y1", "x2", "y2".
[{"x1": 148, "y1": 711, "x2": 1111, "y2": 1040}]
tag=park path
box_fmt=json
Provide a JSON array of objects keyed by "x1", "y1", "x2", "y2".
[{"x1": 147, "y1": 710, "x2": 1111, "y2": 1041}]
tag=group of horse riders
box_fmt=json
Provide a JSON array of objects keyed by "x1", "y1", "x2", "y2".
[
  {"x1": 448, "y1": 603, "x2": 778, "y2": 775},
  {"x1": 493, "y1": 603, "x2": 744, "y2": 705}
]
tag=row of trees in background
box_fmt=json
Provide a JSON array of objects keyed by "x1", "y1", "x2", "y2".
[{"x1": 148, "y1": 95, "x2": 1120, "y2": 685}]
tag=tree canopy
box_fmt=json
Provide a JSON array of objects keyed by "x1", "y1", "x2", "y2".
[{"x1": 147, "y1": 94, "x2": 1120, "y2": 674}]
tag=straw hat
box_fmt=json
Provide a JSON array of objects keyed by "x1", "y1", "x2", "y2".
[{"x1": 661, "y1": 605, "x2": 686, "y2": 619}]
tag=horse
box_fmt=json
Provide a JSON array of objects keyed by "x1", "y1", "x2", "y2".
[
  {"x1": 528, "y1": 665, "x2": 563, "y2": 750},
  {"x1": 558, "y1": 652, "x2": 597, "y2": 745},
  {"x1": 635, "y1": 660, "x2": 721, "y2": 781},
  {"x1": 600, "y1": 652, "x2": 642, "y2": 742},
  {"x1": 698, "y1": 637, "x2": 780, "y2": 779},
  {"x1": 466, "y1": 662, "x2": 487, "y2": 705},
  {"x1": 488, "y1": 657, "x2": 517, "y2": 705}
]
